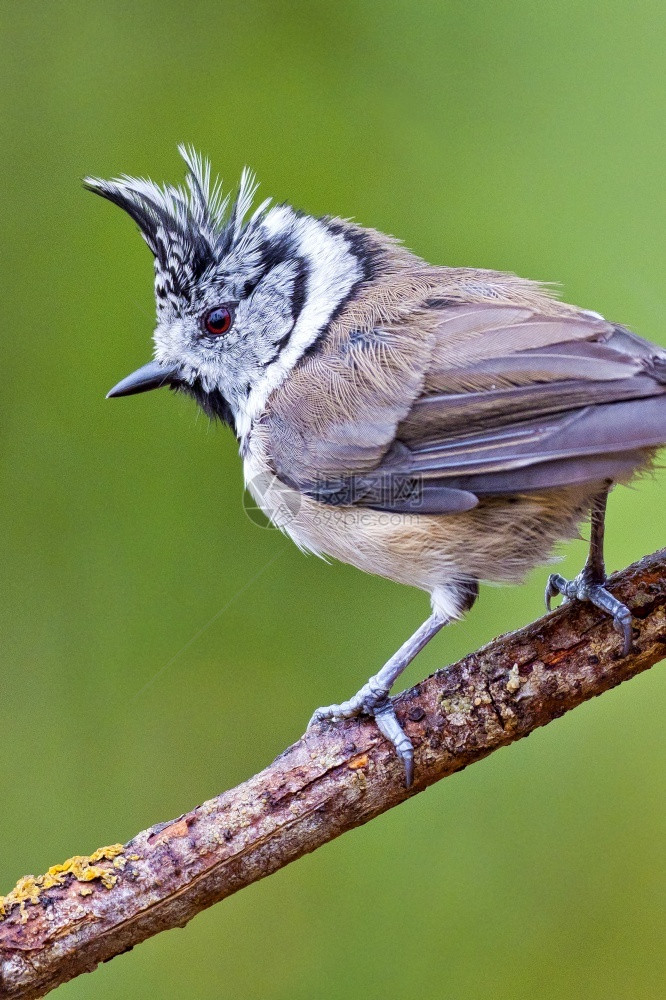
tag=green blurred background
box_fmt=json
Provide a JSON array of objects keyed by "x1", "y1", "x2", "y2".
[{"x1": 2, "y1": 2, "x2": 666, "y2": 997}]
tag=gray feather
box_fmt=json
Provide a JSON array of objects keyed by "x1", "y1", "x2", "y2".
[{"x1": 389, "y1": 397, "x2": 666, "y2": 476}]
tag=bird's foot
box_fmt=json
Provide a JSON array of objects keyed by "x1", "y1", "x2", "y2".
[
  {"x1": 308, "y1": 678, "x2": 414, "y2": 788},
  {"x1": 545, "y1": 569, "x2": 632, "y2": 656}
]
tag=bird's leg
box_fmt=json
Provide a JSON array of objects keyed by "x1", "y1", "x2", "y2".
[
  {"x1": 307, "y1": 611, "x2": 448, "y2": 788},
  {"x1": 545, "y1": 482, "x2": 632, "y2": 655}
]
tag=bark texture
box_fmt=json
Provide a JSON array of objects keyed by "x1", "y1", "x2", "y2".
[{"x1": 1, "y1": 549, "x2": 665, "y2": 1000}]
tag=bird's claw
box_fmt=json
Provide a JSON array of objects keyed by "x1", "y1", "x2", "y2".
[
  {"x1": 545, "y1": 571, "x2": 632, "y2": 657},
  {"x1": 308, "y1": 693, "x2": 414, "y2": 787},
  {"x1": 544, "y1": 576, "x2": 559, "y2": 612}
]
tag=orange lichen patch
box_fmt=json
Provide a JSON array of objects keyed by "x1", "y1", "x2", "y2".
[
  {"x1": 348, "y1": 753, "x2": 369, "y2": 770},
  {"x1": 0, "y1": 844, "x2": 124, "y2": 922},
  {"x1": 152, "y1": 818, "x2": 189, "y2": 842}
]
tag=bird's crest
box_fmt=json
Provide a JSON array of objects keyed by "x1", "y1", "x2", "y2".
[{"x1": 84, "y1": 146, "x2": 271, "y2": 305}]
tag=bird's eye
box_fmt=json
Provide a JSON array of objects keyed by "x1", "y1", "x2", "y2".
[{"x1": 202, "y1": 306, "x2": 233, "y2": 336}]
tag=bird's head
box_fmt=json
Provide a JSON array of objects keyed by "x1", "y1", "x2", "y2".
[{"x1": 85, "y1": 146, "x2": 379, "y2": 438}]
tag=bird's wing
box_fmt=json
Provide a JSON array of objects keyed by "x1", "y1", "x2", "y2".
[{"x1": 262, "y1": 301, "x2": 666, "y2": 513}]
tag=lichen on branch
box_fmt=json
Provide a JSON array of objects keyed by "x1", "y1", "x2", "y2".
[{"x1": 0, "y1": 846, "x2": 129, "y2": 923}]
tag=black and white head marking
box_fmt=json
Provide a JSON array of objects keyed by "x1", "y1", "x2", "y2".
[{"x1": 85, "y1": 146, "x2": 375, "y2": 442}]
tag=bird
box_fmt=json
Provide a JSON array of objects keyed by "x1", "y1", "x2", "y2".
[{"x1": 85, "y1": 146, "x2": 666, "y2": 787}]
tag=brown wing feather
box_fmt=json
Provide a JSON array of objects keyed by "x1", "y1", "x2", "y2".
[
  {"x1": 259, "y1": 265, "x2": 666, "y2": 512},
  {"x1": 400, "y1": 375, "x2": 662, "y2": 442},
  {"x1": 426, "y1": 305, "x2": 610, "y2": 380},
  {"x1": 384, "y1": 307, "x2": 666, "y2": 503}
]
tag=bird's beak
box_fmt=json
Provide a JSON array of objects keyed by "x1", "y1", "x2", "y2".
[{"x1": 106, "y1": 360, "x2": 180, "y2": 398}]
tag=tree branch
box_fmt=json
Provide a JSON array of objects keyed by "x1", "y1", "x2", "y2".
[{"x1": 2, "y1": 549, "x2": 666, "y2": 999}]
